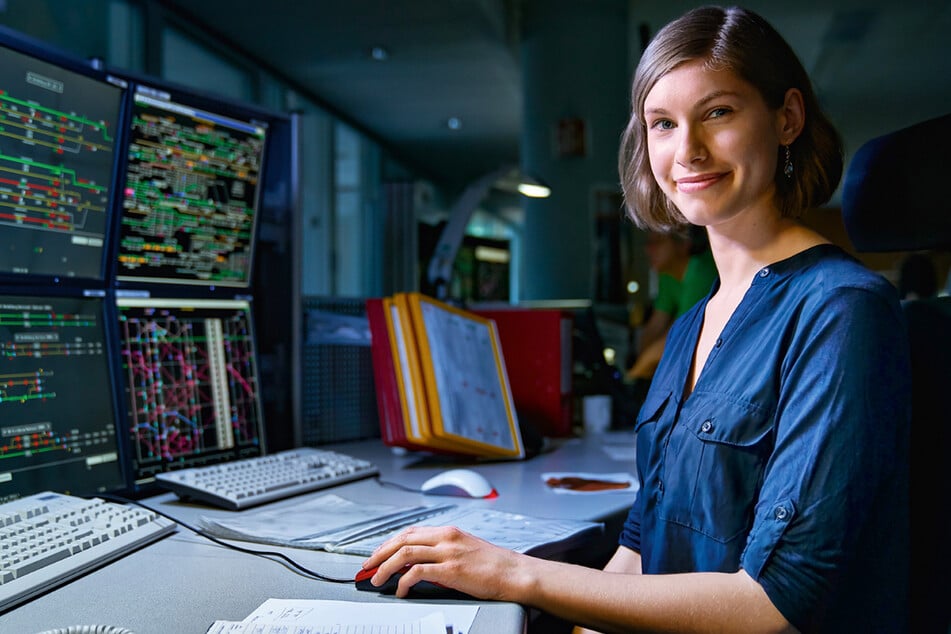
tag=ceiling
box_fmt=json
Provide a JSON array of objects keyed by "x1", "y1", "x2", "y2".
[{"x1": 166, "y1": 0, "x2": 951, "y2": 200}]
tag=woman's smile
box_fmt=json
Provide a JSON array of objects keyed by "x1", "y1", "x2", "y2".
[{"x1": 675, "y1": 172, "x2": 728, "y2": 193}]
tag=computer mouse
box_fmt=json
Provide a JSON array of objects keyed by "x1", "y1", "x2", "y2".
[
  {"x1": 419, "y1": 468, "x2": 498, "y2": 498},
  {"x1": 355, "y1": 565, "x2": 466, "y2": 598}
]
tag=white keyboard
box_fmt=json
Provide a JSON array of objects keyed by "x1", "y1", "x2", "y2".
[
  {"x1": 0, "y1": 491, "x2": 176, "y2": 612},
  {"x1": 153, "y1": 447, "x2": 380, "y2": 510}
]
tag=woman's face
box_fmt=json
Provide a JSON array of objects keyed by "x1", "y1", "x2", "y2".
[{"x1": 643, "y1": 59, "x2": 784, "y2": 232}]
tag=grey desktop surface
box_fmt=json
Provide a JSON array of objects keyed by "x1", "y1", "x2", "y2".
[
  {"x1": 326, "y1": 431, "x2": 638, "y2": 523},
  {"x1": 0, "y1": 431, "x2": 636, "y2": 634}
]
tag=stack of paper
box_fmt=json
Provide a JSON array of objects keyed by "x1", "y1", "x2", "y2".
[{"x1": 199, "y1": 493, "x2": 603, "y2": 559}]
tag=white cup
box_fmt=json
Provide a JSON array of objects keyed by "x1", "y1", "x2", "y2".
[{"x1": 582, "y1": 395, "x2": 612, "y2": 434}]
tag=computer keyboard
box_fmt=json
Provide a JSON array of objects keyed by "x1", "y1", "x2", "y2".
[
  {"x1": 153, "y1": 447, "x2": 380, "y2": 510},
  {"x1": 0, "y1": 491, "x2": 176, "y2": 613}
]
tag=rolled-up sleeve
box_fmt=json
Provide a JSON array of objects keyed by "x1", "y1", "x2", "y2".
[
  {"x1": 618, "y1": 498, "x2": 643, "y2": 552},
  {"x1": 741, "y1": 287, "x2": 910, "y2": 632}
]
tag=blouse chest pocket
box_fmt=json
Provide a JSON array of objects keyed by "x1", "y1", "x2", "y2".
[
  {"x1": 657, "y1": 393, "x2": 774, "y2": 544},
  {"x1": 631, "y1": 389, "x2": 672, "y2": 488},
  {"x1": 634, "y1": 389, "x2": 672, "y2": 432}
]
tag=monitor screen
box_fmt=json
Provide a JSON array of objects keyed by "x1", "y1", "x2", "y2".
[
  {"x1": 0, "y1": 29, "x2": 126, "y2": 282},
  {"x1": 115, "y1": 295, "x2": 265, "y2": 487},
  {"x1": 115, "y1": 84, "x2": 268, "y2": 288},
  {"x1": 0, "y1": 289, "x2": 126, "y2": 503}
]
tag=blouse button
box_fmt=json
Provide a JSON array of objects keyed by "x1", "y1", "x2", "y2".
[
  {"x1": 774, "y1": 505, "x2": 789, "y2": 521},
  {"x1": 759, "y1": 267, "x2": 770, "y2": 277},
  {"x1": 715, "y1": 337, "x2": 722, "y2": 348},
  {"x1": 700, "y1": 420, "x2": 713, "y2": 433}
]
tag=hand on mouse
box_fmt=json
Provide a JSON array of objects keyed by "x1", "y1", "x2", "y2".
[{"x1": 360, "y1": 524, "x2": 537, "y2": 601}]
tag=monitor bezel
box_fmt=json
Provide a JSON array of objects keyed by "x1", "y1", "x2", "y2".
[
  {"x1": 107, "y1": 72, "x2": 279, "y2": 291},
  {"x1": 0, "y1": 283, "x2": 132, "y2": 500},
  {"x1": 111, "y1": 287, "x2": 268, "y2": 493}
]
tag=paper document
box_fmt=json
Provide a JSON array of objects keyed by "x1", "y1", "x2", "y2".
[
  {"x1": 199, "y1": 493, "x2": 602, "y2": 558},
  {"x1": 206, "y1": 597, "x2": 479, "y2": 634}
]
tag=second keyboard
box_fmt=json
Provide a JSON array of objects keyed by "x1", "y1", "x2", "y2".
[
  {"x1": 154, "y1": 447, "x2": 380, "y2": 510},
  {"x1": 0, "y1": 491, "x2": 176, "y2": 612}
]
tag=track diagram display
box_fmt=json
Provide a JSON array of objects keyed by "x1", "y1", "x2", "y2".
[
  {"x1": 0, "y1": 293, "x2": 125, "y2": 501},
  {"x1": 117, "y1": 89, "x2": 267, "y2": 287},
  {"x1": 116, "y1": 297, "x2": 264, "y2": 481},
  {"x1": 0, "y1": 44, "x2": 123, "y2": 280}
]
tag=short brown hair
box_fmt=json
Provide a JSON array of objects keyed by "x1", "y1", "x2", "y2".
[{"x1": 618, "y1": 5, "x2": 843, "y2": 231}]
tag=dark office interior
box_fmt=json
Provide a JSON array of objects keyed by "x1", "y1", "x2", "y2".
[{"x1": 0, "y1": 0, "x2": 949, "y2": 632}]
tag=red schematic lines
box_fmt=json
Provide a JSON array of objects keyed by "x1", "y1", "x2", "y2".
[{"x1": 119, "y1": 309, "x2": 260, "y2": 464}]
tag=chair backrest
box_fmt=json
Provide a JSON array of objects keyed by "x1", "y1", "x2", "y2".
[{"x1": 841, "y1": 113, "x2": 951, "y2": 634}]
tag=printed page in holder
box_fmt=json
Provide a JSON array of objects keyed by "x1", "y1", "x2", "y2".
[{"x1": 405, "y1": 293, "x2": 524, "y2": 459}]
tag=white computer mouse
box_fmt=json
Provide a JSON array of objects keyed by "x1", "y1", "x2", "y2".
[{"x1": 420, "y1": 468, "x2": 498, "y2": 499}]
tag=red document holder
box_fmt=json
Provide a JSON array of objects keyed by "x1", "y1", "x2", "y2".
[{"x1": 472, "y1": 307, "x2": 574, "y2": 437}]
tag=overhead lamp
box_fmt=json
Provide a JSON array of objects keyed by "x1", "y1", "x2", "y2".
[
  {"x1": 516, "y1": 177, "x2": 551, "y2": 198},
  {"x1": 492, "y1": 166, "x2": 551, "y2": 199}
]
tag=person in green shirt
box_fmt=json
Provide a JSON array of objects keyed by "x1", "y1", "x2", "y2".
[{"x1": 626, "y1": 227, "x2": 717, "y2": 381}]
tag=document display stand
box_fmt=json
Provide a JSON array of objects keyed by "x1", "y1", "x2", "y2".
[{"x1": 369, "y1": 293, "x2": 524, "y2": 459}]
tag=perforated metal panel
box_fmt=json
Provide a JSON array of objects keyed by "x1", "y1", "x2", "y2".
[{"x1": 299, "y1": 296, "x2": 381, "y2": 445}]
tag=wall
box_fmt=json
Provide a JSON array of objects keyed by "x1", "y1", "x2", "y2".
[{"x1": 518, "y1": 0, "x2": 634, "y2": 302}]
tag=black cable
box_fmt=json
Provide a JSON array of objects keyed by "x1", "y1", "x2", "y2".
[
  {"x1": 93, "y1": 493, "x2": 353, "y2": 584},
  {"x1": 373, "y1": 475, "x2": 423, "y2": 494}
]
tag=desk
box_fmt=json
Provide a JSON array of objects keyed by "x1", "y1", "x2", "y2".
[{"x1": 0, "y1": 431, "x2": 637, "y2": 634}]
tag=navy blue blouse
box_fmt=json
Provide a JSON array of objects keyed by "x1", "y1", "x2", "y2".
[{"x1": 619, "y1": 244, "x2": 911, "y2": 633}]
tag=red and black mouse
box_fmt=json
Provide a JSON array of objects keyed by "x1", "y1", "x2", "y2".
[{"x1": 354, "y1": 565, "x2": 471, "y2": 598}]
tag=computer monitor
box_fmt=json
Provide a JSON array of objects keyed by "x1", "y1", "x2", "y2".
[
  {"x1": 114, "y1": 295, "x2": 265, "y2": 489},
  {"x1": 114, "y1": 82, "x2": 268, "y2": 288},
  {"x1": 0, "y1": 288, "x2": 127, "y2": 502},
  {"x1": 0, "y1": 26, "x2": 127, "y2": 284}
]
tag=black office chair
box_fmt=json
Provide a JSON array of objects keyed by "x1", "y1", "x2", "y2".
[{"x1": 841, "y1": 113, "x2": 951, "y2": 634}]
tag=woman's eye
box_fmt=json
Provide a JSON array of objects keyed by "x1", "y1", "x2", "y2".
[
  {"x1": 709, "y1": 107, "x2": 731, "y2": 118},
  {"x1": 651, "y1": 119, "x2": 674, "y2": 130}
]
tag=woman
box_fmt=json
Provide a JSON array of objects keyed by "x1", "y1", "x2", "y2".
[{"x1": 361, "y1": 6, "x2": 910, "y2": 633}]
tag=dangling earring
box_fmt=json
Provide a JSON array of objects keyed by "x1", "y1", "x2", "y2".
[{"x1": 783, "y1": 145, "x2": 793, "y2": 179}]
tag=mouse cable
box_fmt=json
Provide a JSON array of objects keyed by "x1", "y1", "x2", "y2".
[
  {"x1": 91, "y1": 492, "x2": 353, "y2": 584},
  {"x1": 373, "y1": 475, "x2": 422, "y2": 494}
]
